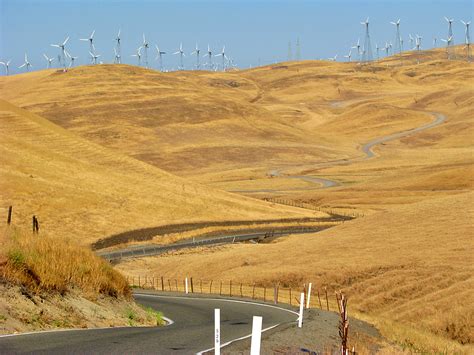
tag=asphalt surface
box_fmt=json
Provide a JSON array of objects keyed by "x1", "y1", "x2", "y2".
[
  {"x1": 235, "y1": 111, "x2": 446, "y2": 193},
  {"x1": 0, "y1": 292, "x2": 298, "y2": 354}
]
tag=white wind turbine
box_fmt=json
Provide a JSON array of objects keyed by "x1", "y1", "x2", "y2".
[
  {"x1": 390, "y1": 19, "x2": 402, "y2": 55},
  {"x1": 89, "y1": 51, "x2": 101, "y2": 65},
  {"x1": 191, "y1": 43, "x2": 201, "y2": 69},
  {"x1": 204, "y1": 44, "x2": 213, "y2": 70},
  {"x1": 215, "y1": 46, "x2": 227, "y2": 71},
  {"x1": 142, "y1": 34, "x2": 150, "y2": 68},
  {"x1": 51, "y1": 36, "x2": 69, "y2": 69},
  {"x1": 0, "y1": 60, "x2": 11, "y2": 75},
  {"x1": 344, "y1": 50, "x2": 352, "y2": 62},
  {"x1": 19, "y1": 53, "x2": 32, "y2": 72},
  {"x1": 375, "y1": 43, "x2": 380, "y2": 59},
  {"x1": 408, "y1": 34, "x2": 415, "y2": 49},
  {"x1": 114, "y1": 48, "x2": 121, "y2": 64},
  {"x1": 445, "y1": 17, "x2": 455, "y2": 58},
  {"x1": 173, "y1": 43, "x2": 185, "y2": 70},
  {"x1": 441, "y1": 36, "x2": 454, "y2": 59},
  {"x1": 80, "y1": 29, "x2": 96, "y2": 53},
  {"x1": 352, "y1": 38, "x2": 361, "y2": 62},
  {"x1": 131, "y1": 46, "x2": 142, "y2": 66},
  {"x1": 155, "y1": 45, "x2": 166, "y2": 71},
  {"x1": 114, "y1": 29, "x2": 122, "y2": 63},
  {"x1": 433, "y1": 37, "x2": 438, "y2": 47},
  {"x1": 384, "y1": 42, "x2": 390, "y2": 56},
  {"x1": 360, "y1": 17, "x2": 373, "y2": 62},
  {"x1": 461, "y1": 20, "x2": 471, "y2": 60},
  {"x1": 43, "y1": 54, "x2": 55, "y2": 68},
  {"x1": 65, "y1": 50, "x2": 78, "y2": 67},
  {"x1": 328, "y1": 54, "x2": 338, "y2": 61}
]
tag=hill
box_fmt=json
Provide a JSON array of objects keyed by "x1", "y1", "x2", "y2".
[{"x1": 0, "y1": 99, "x2": 317, "y2": 246}]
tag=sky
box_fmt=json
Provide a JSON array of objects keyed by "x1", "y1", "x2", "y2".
[{"x1": 0, "y1": 0, "x2": 472, "y2": 74}]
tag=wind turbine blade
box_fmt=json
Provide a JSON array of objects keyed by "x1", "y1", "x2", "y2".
[
  {"x1": 80, "y1": 38, "x2": 88, "y2": 41},
  {"x1": 63, "y1": 36, "x2": 69, "y2": 45},
  {"x1": 19, "y1": 63, "x2": 26, "y2": 68},
  {"x1": 173, "y1": 51, "x2": 180, "y2": 55},
  {"x1": 51, "y1": 44, "x2": 60, "y2": 47},
  {"x1": 91, "y1": 30, "x2": 95, "y2": 38},
  {"x1": 118, "y1": 29, "x2": 121, "y2": 37},
  {"x1": 43, "y1": 54, "x2": 48, "y2": 60}
]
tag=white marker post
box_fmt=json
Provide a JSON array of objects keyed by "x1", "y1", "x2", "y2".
[
  {"x1": 214, "y1": 308, "x2": 221, "y2": 355},
  {"x1": 298, "y1": 292, "x2": 304, "y2": 328},
  {"x1": 185, "y1": 277, "x2": 189, "y2": 294},
  {"x1": 306, "y1": 282, "x2": 312, "y2": 309},
  {"x1": 250, "y1": 316, "x2": 263, "y2": 355}
]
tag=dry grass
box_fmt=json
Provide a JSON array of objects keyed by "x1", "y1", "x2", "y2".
[{"x1": 1, "y1": 227, "x2": 129, "y2": 297}]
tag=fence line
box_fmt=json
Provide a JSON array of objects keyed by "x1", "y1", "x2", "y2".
[{"x1": 128, "y1": 276, "x2": 340, "y2": 312}]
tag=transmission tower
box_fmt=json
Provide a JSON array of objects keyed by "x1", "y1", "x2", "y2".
[{"x1": 296, "y1": 37, "x2": 301, "y2": 61}]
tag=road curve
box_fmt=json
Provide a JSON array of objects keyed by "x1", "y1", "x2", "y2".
[
  {"x1": 235, "y1": 111, "x2": 446, "y2": 193},
  {"x1": 0, "y1": 292, "x2": 297, "y2": 354}
]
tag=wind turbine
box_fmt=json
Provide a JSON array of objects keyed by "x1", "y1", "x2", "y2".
[
  {"x1": 433, "y1": 37, "x2": 438, "y2": 47},
  {"x1": 155, "y1": 45, "x2": 166, "y2": 71},
  {"x1": 204, "y1": 44, "x2": 213, "y2": 70},
  {"x1": 441, "y1": 36, "x2": 454, "y2": 59},
  {"x1": 390, "y1": 19, "x2": 402, "y2": 56},
  {"x1": 444, "y1": 17, "x2": 455, "y2": 58},
  {"x1": 191, "y1": 43, "x2": 201, "y2": 70},
  {"x1": 80, "y1": 29, "x2": 96, "y2": 52},
  {"x1": 18, "y1": 53, "x2": 32, "y2": 72},
  {"x1": 65, "y1": 50, "x2": 78, "y2": 67},
  {"x1": 114, "y1": 29, "x2": 122, "y2": 63},
  {"x1": 384, "y1": 42, "x2": 390, "y2": 56},
  {"x1": 173, "y1": 43, "x2": 185, "y2": 70},
  {"x1": 114, "y1": 48, "x2": 121, "y2": 64},
  {"x1": 344, "y1": 50, "x2": 352, "y2": 62},
  {"x1": 89, "y1": 51, "x2": 101, "y2": 65},
  {"x1": 131, "y1": 46, "x2": 142, "y2": 66},
  {"x1": 215, "y1": 46, "x2": 227, "y2": 71},
  {"x1": 360, "y1": 17, "x2": 373, "y2": 62},
  {"x1": 461, "y1": 20, "x2": 471, "y2": 60},
  {"x1": 414, "y1": 35, "x2": 422, "y2": 63},
  {"x1": 51, "y1": 36, "x2": 69, "y2": 70},
  {"x1": 43, "y1": 54, "x2": 55, "y2": 68},
  {"x1": 328, "y1": 54, "x2": 338, "y2": 61},
  {"x1": 0, "y1": 60, "x2": 11, "y2": 75},
  {"x1": 409, "y1": 34, "x2": 415, "y2": 49},
  {"x1": 142, "y1": 34, "x2": 149, "y2": 68},
  {"x1": 375, "y1": 43, "x2": 380, "y2": 59},
  {"x1": 352, "y1": 38, "x2": 361, "y2": 62}
]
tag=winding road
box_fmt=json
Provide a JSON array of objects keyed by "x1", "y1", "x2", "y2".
[
  {"x1": 0, "y1": 292, "x2": 297, "y2": 354},
  {"x1": 232, "y1": 111, "x2": 446, "y2": 194}
]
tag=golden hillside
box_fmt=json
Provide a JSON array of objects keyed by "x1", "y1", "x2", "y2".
[{"x1": 0, "y1": 99, "x2": 317, "y2": 246}]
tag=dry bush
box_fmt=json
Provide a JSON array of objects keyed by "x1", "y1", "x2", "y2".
[{"x1": 0, "y1": 227, "x2": 130, "y2": 298}]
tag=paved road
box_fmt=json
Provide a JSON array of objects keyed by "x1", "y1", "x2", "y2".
[
  {"x1": 0, "y1": 292, "x2": 297, "y2": 354},
  {"x1": 235, "y1": 111, "x2": 446, "y2": 193},
  {"x1": 98, "y1": 227, "x2": 336, "y2": 261}
]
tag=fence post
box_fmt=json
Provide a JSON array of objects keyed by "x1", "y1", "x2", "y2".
[
  {"x1": 317, "y1": 290, "x2": 322, "y2": 309},
  {"x1": 145, "y1": 275, "x2": 147, "y2": 288},
  {"x1": 325, "y1": 287, "x2": 329, "y2": 311},
  {"x1": 138, "y1": 276, "x2": 141, "y2": 288},
  {"x1": 219, "y1": 281, "x2": 222, "y2": 296},
  {"x1": 306, "y1": 282, "x2": 312, "y2": 309},
  {"x1": 240, "y1": 283, "x2": 243, "y2": 297},
  {"x1": 210, "y1": 280, "x2": 213, "y2": 294},
  {"x1": 252, "y1": 283, "x2": 256, "y2": 299},
  {"x1": 289, "y1": 288, "x2": 292, "y2": 305},
  {"x1": 185, "y1": 278, "x2": 189, "y2": 294},
  {"x1": 190, "y1": 277, "x2": 194, "y2": 293},
  {"x1": 264, "y1": 287, "x2": 266, "y2": 302},
  {"x1": 32, "y1": 216, "x2": 36, "y2": 233},
  {"x1": 200, "y1": 280, "x2": 203, "y2": 293},
  {"x1": 229, "y1": 280, "x2": 232, "y2": 297},
  {"x1": 273, "y1": 285, "x2": 277, "y2": 304},
  {"x1": 7, "y1": 206, "x2": 12, "y2": 225},
  {"x1": 161, "y1": 276, "x2": 164, "y2": 291}
]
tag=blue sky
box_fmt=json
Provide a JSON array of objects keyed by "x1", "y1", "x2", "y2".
[{"x1": 0, "y1": 0, "x2": 472, "y2": 74}]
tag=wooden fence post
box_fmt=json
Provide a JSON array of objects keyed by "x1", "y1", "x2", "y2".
[
  {"x1": 252, "y1": 283, "x2": 256, "y2": 299},
  {"x1": 7, "y1": 206, "x2": 12, "y2": 225},
  {"x1": 325, "y1": 287, "x2": 329, "y2": 311},
  {"x1": 317, "y1": 290, "x2": 322, "y2": 309},
  {"x1": 219, "y1": 281, "x2": 222, "y2": 296},
  {"x1": 32, "y1": 216, "x2": 36, "y2": 233},
  {"x1": 263, "y1": 287, "x2": 266, "y2": 302},
  {"x1": 289, "y1": 288, "x2": 292, "y2": 305},
  {"x1": 138, "y1": 276, "x2": 141, "y2": 288},
  {"x1": 240, "y1": 283, "x2": 243, "y2": 297},
  {"x1": 210, "y1": 280, "x2": 213, "y2": 294},
  {"x1": 200, "y1": 280, "x2": 203, "y2": 293},
  {"x1": 190, "y1": 277, "x2": 194, "y2": 293},
  {"x1": 229, "y1": 280, "x2": 232, "y2": 297},
  {"x1": 161, "y1": 276, "x2": 164, "y2": 291}
]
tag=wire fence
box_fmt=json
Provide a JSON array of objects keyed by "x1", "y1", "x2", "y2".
[{"x1": 128, "y1": 276, "x2": 340, "y2": 312}]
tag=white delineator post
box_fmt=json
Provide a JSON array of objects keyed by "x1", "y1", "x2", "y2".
[
  {"x1": 215, "y1": 308, "x2": 220, "y2": 355},
  {"x1": 306, "y1": 282, "x2": 312, "y2": 309},
  {"x1": 250, "y1": 316, "x2": 263, "y2": 355},
  {"x1": 298, "y1": 292, "x2": 304, "y2": 328},
  {"x1": 185, "y1": 277, "x2": 189, "y2": 294}
]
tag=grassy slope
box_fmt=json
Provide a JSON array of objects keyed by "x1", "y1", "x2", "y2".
[{"x1": 0, "y1": 99, "x2": 316, "y2": 246}]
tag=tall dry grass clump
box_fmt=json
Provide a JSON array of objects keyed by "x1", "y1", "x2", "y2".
[{"x1": 0, "y1": 227, "x2": 130, "y2": 298}]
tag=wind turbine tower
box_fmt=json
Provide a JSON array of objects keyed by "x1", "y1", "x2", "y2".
[
  {"x1": 461, "y1": 20, "x2": 471, "y2": 61},
  {"x1": 173, "y1": 43, "x2": 185, "y2": 70},
  {"x1": 142, "y1": 34, "x2": 150, "y2": 68},
  {"x1": 390, "y1": 19, "x2": 402, "y2": 56},
  {"x1": 205, "y1": 44, "x2": 213, "y2": 70},
  {"x1": 215, "y1": 46, "x2": 227, "y2": 71},
  {"x1": 51, "y1": 36, "x2": 69, "y2": 70},
  {"x1": 191, "y1": 43, "x2": 201, "y2": 69},
  {"x1": 445, "y1": 17, "x2": 455, "y2": 59},
  {"x1": 43, "y1": 54, "x2": 55, "y2": 68},
  {"x1": 155, "y1": 45, "x2": 166, "y2": 71},
  {"x1": 360, "y1": 18, "x2": 373, "y2": 62},
  {"x1": 287, "y1": 41, "x2": 293, "y2": 61},
  {"x1": 115, "y1": 29, "x2": 122, "y2": 64}
]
